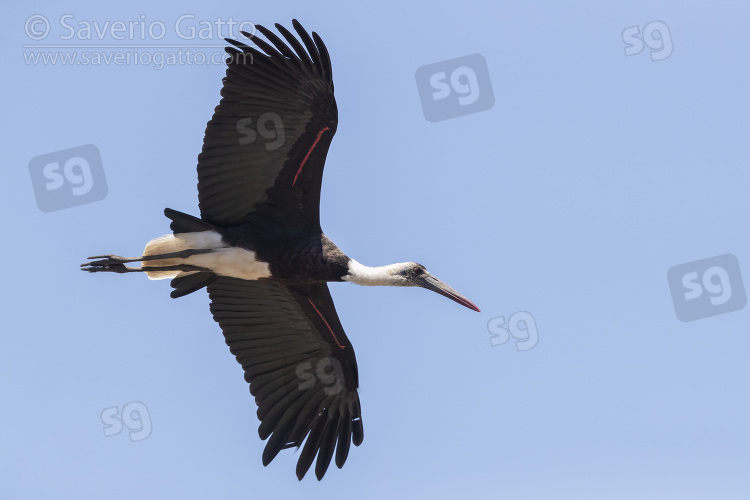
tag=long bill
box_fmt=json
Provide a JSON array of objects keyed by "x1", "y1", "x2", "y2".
[{"x1": 420, "y1": 274, "x2": 480, "y2": 312}]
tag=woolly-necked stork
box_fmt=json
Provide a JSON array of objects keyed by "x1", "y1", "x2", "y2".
[{"x1": 82, "y1": 19, "x2": 479, "y2": 480}]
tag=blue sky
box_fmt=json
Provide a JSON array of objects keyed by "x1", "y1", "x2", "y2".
[{"x1": 3, "y1": 1, "x2": 749, "y2": 498}]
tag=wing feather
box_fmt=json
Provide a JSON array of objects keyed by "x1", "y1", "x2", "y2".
[
  {"x1": 207, "y1": 277, "x2": 362, "y2": 480},
  {"x1": 197, "y1": 20, "x2": 337, "y2": 230}
]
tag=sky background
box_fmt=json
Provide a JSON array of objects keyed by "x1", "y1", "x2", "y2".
[{"x1": 3, "y1": 1, "x2": 749, "y2": 499}]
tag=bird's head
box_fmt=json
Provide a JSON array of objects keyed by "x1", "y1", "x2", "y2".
[
  {"x1": 344, "y1": 259, "x2": 480, "y2": 312},
  {"x1": 386, "y1": 262, "x2": 481, "y2": 312}
]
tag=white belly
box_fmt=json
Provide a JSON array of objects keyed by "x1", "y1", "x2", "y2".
[{"x1": 142, "y1": 231, "x2": 271, "y2": 281}]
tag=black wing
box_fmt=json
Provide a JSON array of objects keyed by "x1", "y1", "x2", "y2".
[
  {"x1": 197, "y1": 20, "x2": 338, "y2": 231},
  {"x1": 207, "y1": 277, "x2": 364, "y2": 480}
]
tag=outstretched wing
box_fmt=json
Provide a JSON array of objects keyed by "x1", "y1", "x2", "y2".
[
  {"x1": 207, "y1": 277, "x2": 364, "y2": 480},
  {"x1": 197, "y1": 20, "x2": 338, "y2": 231}
]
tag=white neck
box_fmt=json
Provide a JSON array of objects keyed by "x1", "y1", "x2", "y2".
[{"x1": 342, "y1": 259, "x2": 411, "y2": 286}]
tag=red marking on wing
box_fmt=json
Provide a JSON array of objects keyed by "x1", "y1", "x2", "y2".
[
  {"x1": 292, "y1": 127, "x2": 331, "y2": 186},
  {"x1": 308, "y1": 298, "x2": 345, "y2": 350}
]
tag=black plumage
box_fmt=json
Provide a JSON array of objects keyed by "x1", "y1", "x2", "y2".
[
  {"x1": 197, "y1": 20, "x2": 338, "y2": 232},
  {"x1": 193, "y1": 20, "x2": 360, "y2": 480},
  {"x1": 208, "y1": 278, "x2": 362, "y2": 480}
]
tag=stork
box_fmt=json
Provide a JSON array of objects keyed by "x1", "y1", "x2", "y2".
[{"x1": 82, "y1": 20, "x2": 479, "y2": 480}]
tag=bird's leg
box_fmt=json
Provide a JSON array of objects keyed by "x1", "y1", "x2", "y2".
[
  {"x1": 81, "y1": 263, "x2": 206, "y2": 274},
  {"x1": 80, "y1": 249, "x2": 215, "y2": 273}
]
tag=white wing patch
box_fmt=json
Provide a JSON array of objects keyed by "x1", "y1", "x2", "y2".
[{"x1": 142, "y1": 231, "x2": 271, "y2": 281}]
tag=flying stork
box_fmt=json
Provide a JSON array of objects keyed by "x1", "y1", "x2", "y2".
[{"x1": 82, "y1": 19, "x2": 479, "y2": 480}]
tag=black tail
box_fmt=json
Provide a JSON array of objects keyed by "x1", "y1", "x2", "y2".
[
  {"x1": 170, "y1": 271, "x2": 217, "y2": 298},
  {"x1": 164, "y1": 208, "x2": 218, "y2": 297},
  {"x1": 164, "y1": 208, "x2": 217, "y2": 234}
]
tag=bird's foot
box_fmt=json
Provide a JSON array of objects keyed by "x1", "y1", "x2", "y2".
[{"x1": 80, "y1": 255, "x2": 140, "y2": 273}]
